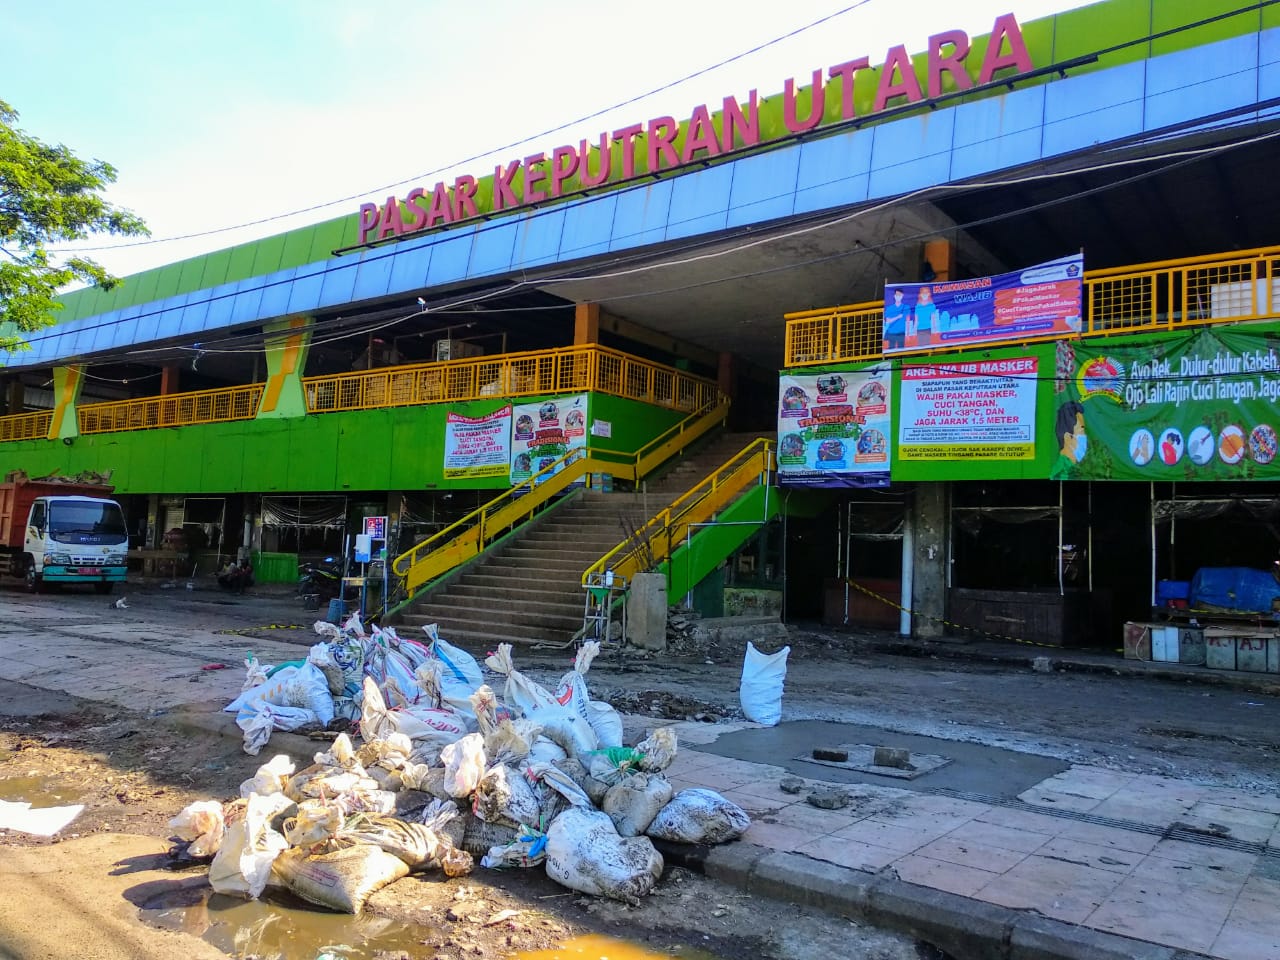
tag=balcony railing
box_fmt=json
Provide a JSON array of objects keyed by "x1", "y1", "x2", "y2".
[
  {"x1": 784, "y1": 245, "x2": 1280, "y2": 367},
  {"x1": 302, "y1": 344, "x2": 715, "y2": 415},
  {"x1": 0, "y1": 410, "x2": 52, "y2": 443},
  {"x1": 78, "y1": 384, "x2": 264, "y2": 434}
]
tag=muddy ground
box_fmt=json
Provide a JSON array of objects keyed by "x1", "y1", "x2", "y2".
[{"x1": 4, "y1": 584, "x2": 1280, "y2": 958}]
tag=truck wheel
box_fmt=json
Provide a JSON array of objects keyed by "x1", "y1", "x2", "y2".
[
  {"x1": 93, "y1": 582, "x2": 114, "y2": 595},
  {"x1": 25, "y1": 566, "x2": 44, "y2": 594}
]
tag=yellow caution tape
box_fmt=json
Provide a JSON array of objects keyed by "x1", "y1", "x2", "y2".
[
  {"x1": 843, "y1": 578, "x2": 1064, "y2": 650},
  {"x1": 215, "y1": 623, "x2": 308, "y2": 636}
]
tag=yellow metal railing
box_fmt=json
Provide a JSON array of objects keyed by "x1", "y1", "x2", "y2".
[
  {"x1": 303, "y1": 344, "x2": 716, "y2": 415},
  {"x1": 78, "y1": 384, "x2": 264, "y2": 434},
  {"x1": 784, "y1": 245, "x2": 1280, "y2": 366},
  {"x1": 392, "y1": 394, "x2": 730, "y2": 594},
  {"x1": 0, "y1": 410, "x2": 52, "y2": 443},
  {"x1": 582, "y1": 438, "x2": 775, "y2": 588}
]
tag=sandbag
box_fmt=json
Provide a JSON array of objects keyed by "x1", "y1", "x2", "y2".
[
  {"x1": 282, "y1": 798, "x2": 344, "y2": 849},
  {"x1": 359, "y1": 675, "x2": 466, "y2": 742},
  {"x1": 601, "y1": 773, "x2": 673, "y2": 838},
  {"x1": 340, "y1": 813, "x2": 471, "y2": 874},
  {"x1": 646, "y1": 788, "x2": 750, "y2": 844},
  {"x1": 424, "y1": 625, "x2": 485, "y2": 720},
  {"x1": 472, "y1": 764, "x2": 541, "y2": 826},
  {"x1": 588, "y1": 701, "x2": 624, "y2": 748},
  {"x1": 486, "y1": 645, "x2": 599, "y2": 757},
  {"x1": 739, "y1": 642, "x2": 789, "y2": 727},
  {"x1": 307, "y1": 643, "x2": 345, "y2": 697},
  {"x1": 544, "y1": 808, "x2": 664, "y2": 905},
  {"x1": 481, "y1": 828, "x2": 548, "y2": 869},
  {"x1": 461, "y1": 814, "x2": 521, "y2": 856},
  {"x1": 227, "y1": 663, "x2": 335, "y2": 726},
  {"x1": 272, "y1": 844, "x2": 409, "y2": 914},
  {"x1": 168, "y1": 800, "x2": 225, "y2": 858},
  {"x1": 553, "y1": 757, "x2": 609, "y2": 806},
  {"x1": 209, "y1": 792, "x2": 292, "y2": 899}
]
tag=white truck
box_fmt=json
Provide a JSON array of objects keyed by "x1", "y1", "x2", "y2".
[{"x1": 0, "y1": 474, "x2": 129, "y2": 594}]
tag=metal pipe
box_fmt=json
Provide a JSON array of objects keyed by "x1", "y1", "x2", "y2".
[
  {"x1": 1087, "y1": 481, "x2": 1094, "y2": 592},
  {"x1": 900, "y1": 504, "x2": 914, "y2": 637},
  {"x1": 1150, "y1": 481, "x2": 1157, "y2": 607},
  {"x1": 1058, "y1": 480, "x2": 1065, "y2": 597}
]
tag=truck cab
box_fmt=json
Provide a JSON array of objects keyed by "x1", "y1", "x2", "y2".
[{"x1": 22, "y1": 494, "x2": 129, "y2": 593}]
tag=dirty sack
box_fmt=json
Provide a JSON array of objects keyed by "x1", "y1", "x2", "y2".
[
  {"x1": 472, "y1": 764, "x2": 541, "y2": 826},
  {"x1": 481, "y1": 827, "x2": 548, "y2": 869},
  {"x1": 601, "y1": 773, "x2": 673, "y2": 838},
  {"x1": 423, "y1": 624, "x2": 485, "y2": 721},
  {"x1": 240, "y1": 755, "x2": 296, "y2": 799},
  {"x1": 169, "y1": 800, "x2": 225, "y2": 858},
  {"x1": 272, "y1": 844, "x2": 409, "y2": 913},
  {"x1": 646, "y1": 788, "x2": 751, "y2": 844},
  {"x1": 486, "y1": 644, "x2": 598, "y2": 757},
  {"x1": 209, "y1": 792, "x2": 293, "y2": 899},
  {"x1": 554, "y1": 642, "x2": 624, "y2": 748},
  {"x1": 544, "y1": 807, "x2": 664, "y2": 905},
  {"x1": 359, "y1": 675, "x2": 466, "y2": 742},
  {"x1": 339, "y1": 812, "x2": 473, "y2": 875}
]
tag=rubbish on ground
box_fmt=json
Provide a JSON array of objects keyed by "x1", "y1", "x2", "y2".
[
  {"x1": 871, "y1": 746, "x2": 913, "y2": 770},
  {"x1": 739, "y1": 641, "x2": 789, "y2": 727},
  {"x1": 812, "y1": 747, "x2": 849, "y2": 762},
  {"x1": 169, "y1": 800, "x2": 225, "y2": 857},
  {"x1": 0, "y1": 799, "x2": 84, "y2": 837},
  {"x1": 805, "y1": 787, "x2": 851, "y2": 810},
  {"x1": 196, "y1": 618, "x2": 748, "y2": 912},
  {"x1": 646, "y1": 788, "x2": 751, "y2": 844},
  {"x1": 545, "y1": 808, "x2": 664, "y2": 905}
]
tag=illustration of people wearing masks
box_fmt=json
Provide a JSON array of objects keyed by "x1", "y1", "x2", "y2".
[
  {"x1": 913, "y1": 286, "x2": 937, "y2": 348},
  {"x1": 1050, "y1": 400, "x2": 1088, "y2": 480},
  {"x1": 883, "y1": 288, "x2": 909, "y2": 351}
]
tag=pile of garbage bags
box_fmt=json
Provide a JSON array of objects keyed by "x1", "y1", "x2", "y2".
[{"x1": 172, "y1": 621, "x2": 750, "y2": 911}]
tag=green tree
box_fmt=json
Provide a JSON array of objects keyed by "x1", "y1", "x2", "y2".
[{"x1": 0, "y1": 99, "x2": 148, "y2": 353}]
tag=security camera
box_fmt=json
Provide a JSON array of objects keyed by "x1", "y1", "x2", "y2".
[{"x1": 416, "y1": 297, "x2": 426, "y2": 309}]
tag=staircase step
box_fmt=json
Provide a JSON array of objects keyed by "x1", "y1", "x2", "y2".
[
  {"x1": 459, "y1": 572, "x2": 584, "y2": 591},
  {"x1": 403, "y1": 610, "x2": 582, "y2": 635},
  {"x1": 439, "y1": 594, "x2": 583, "y2": 618},
  {"x1": 447, "y1": 581, "x2": 582, "y2": 603}
]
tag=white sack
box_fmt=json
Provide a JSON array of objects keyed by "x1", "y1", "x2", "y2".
[
  {"x1": 544, "y1": 808, "x2": 664, "y2": 905},
  {"x1": 646, "y1": 788, "x2": 751, "y2": 844},
  {"x1": 739, "y1": 642, "x2": 789, "y2": 727}
]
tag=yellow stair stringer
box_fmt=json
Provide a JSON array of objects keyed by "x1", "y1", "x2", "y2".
[{"x1": 392, "y1": 394, "x2": 730, "y2": 596}]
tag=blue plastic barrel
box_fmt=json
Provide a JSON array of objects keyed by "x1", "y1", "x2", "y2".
[{"x1": 327, "y1": 598, "x2": 347, "y2": 623}]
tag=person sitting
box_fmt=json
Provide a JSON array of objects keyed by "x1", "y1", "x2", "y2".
[{"x1": 218, "y1": 559, "x2": 254, "y2": 594}]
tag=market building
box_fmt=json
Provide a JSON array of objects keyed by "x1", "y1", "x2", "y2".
[{"x1": 3, "y1": 0, "x2": 1280, "y2": 660}]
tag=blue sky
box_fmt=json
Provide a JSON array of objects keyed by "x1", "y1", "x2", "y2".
[{"x1": 5, "y1": 0, "x2": 1089, "y2": 280}]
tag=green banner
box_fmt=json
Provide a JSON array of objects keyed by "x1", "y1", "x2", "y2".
[{"x1": 1052, "y1": 329, "x2": 1280, "y2": 481}]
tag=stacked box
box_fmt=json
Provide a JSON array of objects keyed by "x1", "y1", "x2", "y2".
[
  {"x1": 1237, "y1": 636, "x2": 1269, "y2": 673},
  {"x1": 1177, "y1": 627, "x2": 1206, "y2": 665},
  {"x1": 1123, "y1": 622, "x2": 1152, "y2": 661},
  {"x1": 1205, "y1": 631, "x2": 1237, "y2": 670}
]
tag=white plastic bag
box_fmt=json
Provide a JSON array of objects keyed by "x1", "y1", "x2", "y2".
[
  {"x1": 646, "y1": 788, "x2": 751, "y2": 844},
  {"x1": 168, "y1": 800, "x2": 225, "y2": 857},
  {"x1": 237, "y1": 704, "x2": 318, "y2": 756},
  {"x1": 239, "y1": 754, "x2": 297, "y2": 798},
  {"x1": 440, "y1": 733, "x2": 487, "y2": 798},
  {"x1": 241, "y1": 654, "x2": 269, "y2": 693},
  {"x1": 544, "y1": 808, "x2": 664, "y2": 904},
  {"x1": 739, "y1": 642, "x2": 789, "y2": 726},
  {"x1": 209, "y1": 792, "x2": 292, "y2": 899},
  {"x1": 636, "y1": 727, "x2": 678, "y2": 772}
]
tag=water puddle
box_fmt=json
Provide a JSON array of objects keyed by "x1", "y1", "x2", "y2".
[
  {"x1": 0, "y1": 775, "x2": 83, "y2": 805},
  {"x1": 140, "y1": 888, "x2": 426, "y2": 959},
  {"x1": 511, "y1": 934, "x2": 723, "y2": 959},
  {"x1": 141, "y1": 888, "x2": 727, "y2": 960}
]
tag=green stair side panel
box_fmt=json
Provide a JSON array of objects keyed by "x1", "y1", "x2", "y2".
[{"x1": 663, "y1": 483, "x2": 779, "y2": 601}]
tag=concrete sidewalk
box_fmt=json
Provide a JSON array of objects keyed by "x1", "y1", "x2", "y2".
[{"x1": 2, "y1": 592, "x2": 1277, "y2": 959}]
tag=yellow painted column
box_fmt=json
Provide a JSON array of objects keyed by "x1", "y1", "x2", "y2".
[
  {"x1": 574, "y1": 303, "x2": 600, "y2": 345},
  {"x1": 47, "y1": 365, "x2": 84, "y2": 440},
  {"x1": 257, "y1": 316, "x2": 313, "y2": 420}
]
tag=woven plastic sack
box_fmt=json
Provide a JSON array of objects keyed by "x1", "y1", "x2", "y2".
[
  {"x1": 544, "y1": 808, "x2": 664, "y2": 905},
  {"x1": 646, "y1": 788, "x2": 750, "y2": 844},
  {"x1": 739, "y1": 642, "x2": 789, "y2": 726},
  {"x1": 601, "y1": 773, "x2": 673, "y2": 838},
  {"x1": 273, "y1": 844, "x2": 408, "y2": 914},
  {"x1": 169, "y1": 800, "x2": 225, "y2": 858},
  {"x1": 209, "y1": 792, "x2": 292, "y2": 899},
  {"x1": 440, "y1": 733, "x2": 486, "y2": 798}
]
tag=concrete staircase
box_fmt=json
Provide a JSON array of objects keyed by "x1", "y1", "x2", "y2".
[{"x1": 397, "y1": 431, "x2": 769, "y2": 647}]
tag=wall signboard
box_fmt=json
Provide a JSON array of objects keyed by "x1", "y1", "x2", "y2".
[
  {"x1": 898, "y1": 357, "x2": 1038, "y2": 461},
  {"x1": 777, "y1": 369, "x2": 891, "y2": 488}
]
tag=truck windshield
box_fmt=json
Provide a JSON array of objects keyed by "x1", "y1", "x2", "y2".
[{"x1": 49, "y1": 502, "x2": 127, "y2": 542}]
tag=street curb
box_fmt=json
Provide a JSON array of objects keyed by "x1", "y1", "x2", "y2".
[{"x1": 653, "y1": 839, "x2": 1211, "y2": 960}]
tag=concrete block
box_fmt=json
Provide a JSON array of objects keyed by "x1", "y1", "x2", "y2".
[
  {"x1": 1270, "y1": 638, "x2": 1280, "y2": 674},
  {"x1": 1205, "y1": 632, "x2": 1237, "y2": 670},
  {"x1": 747, "y1": 850, "x2": 876, "y2": 918},
  {"x1": 627, "y1": 571, "x2": 668, "y2": 650},
  {"x1": 1123, "y1": 621, "x2": 1152, "y2": 661},
  {"x1": 1177, "y1": 627, "x2": 1206, "y2": 666},
  {"x1": 1010, "y1": 913, "x2": 1180, "y2": 960},
  {"x1": 700, "y1": 840, "x2": 769, "y2": 887},
  {"x1": 1237, "y1": 636, "x2": 1269, "y2": 673},
  {"x1": 865, "y1": 879, "x2": 1010, "y2": 960}
]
